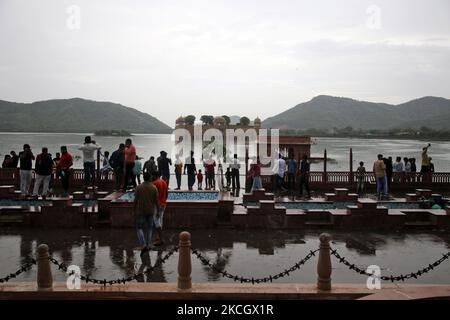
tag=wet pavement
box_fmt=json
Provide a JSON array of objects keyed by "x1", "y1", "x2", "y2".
[{"x1": 1, "y1": 228, "x2": 450, "y2": 284}]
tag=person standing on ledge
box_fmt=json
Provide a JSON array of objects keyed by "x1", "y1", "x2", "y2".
[
  {"x1": 373, "y1": 154, "x2": 388, "y2": 200},
  {"x1": 133, "y1": 172, "x2": 159, "y2": 256},
  {"x1": 152, "y1": 173, "x2": 168, "y2": 246},
  {"x1": 32, "y1": 147, "x2": 53, "y2": 199},
  {"x1": 184, "y1": 151, "x2": 197, "y2": 191},
  {"x1": 420, "y1": 143, "x2": 432, "y2": 183},
  {"x1": 286, "y1": 153, "x2": 297, "y2": 197},
  {"x1": 123, "y1": 138, "x2": 136, "y2": 191},
  {"x1": 57, "y1": 146, "x2": 73, "y2": 197},
  {"x1": 174, "y1": 154, "x2": 183, "y2": 190},
  {"x1": 143, "y1": 156, "x2": 158, "y2": 176},
  {"x1": 249, "y1": 156, "x2": 262, "y2": 192},
  {"x1": 78, "y1": 136, "x2": 101, "y2": 190},
  {"x1": 133, "y1": 155, "x2": 143, "y2": 185},
  {"x1": 157, "y1": 150, "x2": 172, "y2": 186},
  {"x1": 19, "y1": 144, "x2": 35, "y2": 197},
  {"x1": 109, "y1": 143, "x2": 125, "y2": 191},
  {"x1": 229, "y1": 154, "x2": 241, "y2": 197},
  {"x1": 356, "y1": 161, "x2": 366, "y2": 195},
  {"x1": 298, "y1": 154, "x2": 311, "y2": 199}
]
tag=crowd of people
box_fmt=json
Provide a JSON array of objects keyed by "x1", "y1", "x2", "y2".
[
  {"x1": 358, "y1": 143, "x2": 435, "y2": 199},
  {"x1": 1, "y1": 139, "x2": 438, "y2": 202},
  {"x1": 246, "y1": 152, "x2": 312, "y2": 199}
]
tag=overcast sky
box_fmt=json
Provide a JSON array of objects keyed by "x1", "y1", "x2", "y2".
[{"x1": 0, "y1": 0, "x2": 449, "y2": 126}]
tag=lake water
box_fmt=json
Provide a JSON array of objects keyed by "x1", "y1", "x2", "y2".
[
  {"x1": 1, "y1": 228, "x2": 450, "y2": 284},
  {"x1": 0, "y1": 133, "x2": 449, "y2": 171}
]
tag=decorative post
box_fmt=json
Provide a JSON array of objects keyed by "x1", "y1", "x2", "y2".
[
  {"x1": 317, "y1": 233, "x2": 332, "y2": 291},
  {"x1": 37, "y1": 244, "x2": 53, "y2": 291},
  {"x1": 349, "y1": 148, "x2": 353, "y2": 184},
  {"x1": 178, "y1": 231, "x2": 192, "y2": 290},
  {"x1": 323, "y1": 149, "x2": 328, "y2": 183}
]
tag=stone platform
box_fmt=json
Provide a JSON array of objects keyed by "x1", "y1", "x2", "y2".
[{"x1": 1, "y1": 282, "x2": 450, "y2": 300}]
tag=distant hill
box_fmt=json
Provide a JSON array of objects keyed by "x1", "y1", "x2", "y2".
[
  {"x1": 0, "y1": 98, "x2": 172, "y2": 133},
  {"x1": 262, "y1": 96, "x2": 450, "y2": 131}
]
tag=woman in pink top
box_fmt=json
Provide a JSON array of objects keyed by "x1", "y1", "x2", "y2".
[{"x1": 249, "y1": 157, "x2": 262, "y2": 191}]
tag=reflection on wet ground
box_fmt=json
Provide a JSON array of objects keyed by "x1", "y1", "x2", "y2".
[{"x1": 1, "y1": 228, "x2": 450, "y2": 284}]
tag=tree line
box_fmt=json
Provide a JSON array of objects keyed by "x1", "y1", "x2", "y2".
[{"x1": 280, "y1": 126, "x2": 450, "y2": 140}]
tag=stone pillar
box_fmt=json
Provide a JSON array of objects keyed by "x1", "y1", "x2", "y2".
[
  {"x1": 37, "y1": 244, "x2": 53, "y2": 291},
  {"x1": 317, "y1": 233, "x2": 332, "y2": 291},
  {"x1": 178, "y1": 231, "x2": 192, "y2": 290}
]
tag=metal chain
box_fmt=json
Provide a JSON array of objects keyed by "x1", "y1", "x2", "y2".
[
  {"x1": 49, "y1": 246, "x2": 179, "y2": 286},
  {"x1": 191, "y1": 248, "x2": 319, "y2": 284},
  {"x1": 0, "y1": 259, "x2": 36, "y2": 283},
  {"x1": 330, "y1": 248, "x2": 450, "y2": 282}
]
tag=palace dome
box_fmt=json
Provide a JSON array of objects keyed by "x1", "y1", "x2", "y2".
[{"x1": 213, "y1": 116, "x2": 226, "y2": 127}]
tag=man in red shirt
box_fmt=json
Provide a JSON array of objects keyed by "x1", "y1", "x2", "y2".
[
  {"x1": 123, "y1": 138, "x2": 136, "y2": 191},
  {"x1": 152, "y1": 173, "x2": 168, "y2": 246},
  {"x1": 56, "y1": 146, "x2": 73, "y2": 196}
]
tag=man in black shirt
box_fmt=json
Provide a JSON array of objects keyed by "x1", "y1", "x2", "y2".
[
  {"x1": 19, "y1": 144, "x2": 35, "y2": 196},
  {"x1": 298, "y1": 154, "x2": 311, "y2": 199},
  {"x1": 32, "y1": 147, "x2": 53, "y2": 198},
  {"x1": 109, "y1": 143, "x2": 125, "y2": 191},
  {"x1": 183, "y1": 151, "x2": 197, "y2": 191}
]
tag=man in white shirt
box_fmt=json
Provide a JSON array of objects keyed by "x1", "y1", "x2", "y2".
[
  {"x1": 229, "y1": 154, "x2": 241, "y2": 196},
  {"x1": 272, "y1": 153, "x2": 286, "y2": 195},
  {"x1": 78, "y1": 136, "x2": 101, "y2": 189}
]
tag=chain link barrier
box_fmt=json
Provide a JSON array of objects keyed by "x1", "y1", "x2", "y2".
[
  {"x1": 330, "y1": 248, "x2": 450, "y2": 282},
  {"x1": 0, "y1": 259, "x2": 36, "y2": 283},
  {"x1": 49, "y1": 246, "x2": 179, "y2": 286},
  {"x1": 3, "y1": 245, "x2": 450, "y2": 286},
  {"x1": 191, "y1": 248, "x2": 319, "y2": 284}
]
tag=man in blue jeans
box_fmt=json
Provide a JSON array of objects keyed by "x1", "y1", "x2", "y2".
[
  {"x1": 373, "y1": 154, "x2": 388, "y2": 200},
  {"x1": 78, "y1": 136, "x2": 101, "y2": 190},
  {"x1": 133, "y1": 172, "x2": 159, "y2": 256}
]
